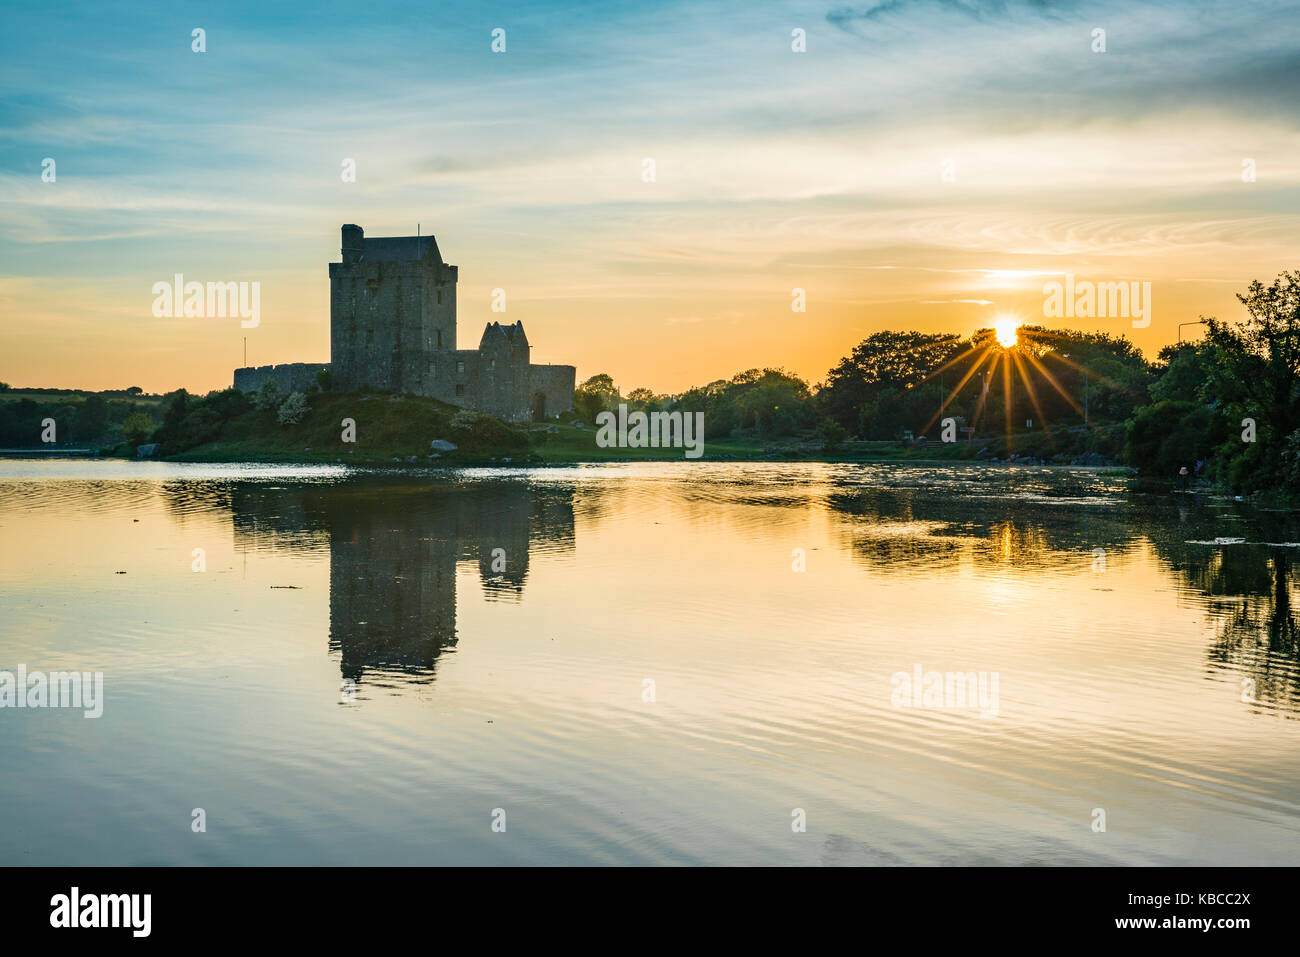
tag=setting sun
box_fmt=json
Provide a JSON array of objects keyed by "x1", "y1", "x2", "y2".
[{"x1": 994, "y1": 317, "x2": 1021, "y2": 348}]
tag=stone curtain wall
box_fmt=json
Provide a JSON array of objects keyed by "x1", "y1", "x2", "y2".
[
  {"x1": 234, "y1": 363, "x2": 329, "y2": 394},
  {"x1": 426, "y1": 354, "x2": 576, "y2": 422}
]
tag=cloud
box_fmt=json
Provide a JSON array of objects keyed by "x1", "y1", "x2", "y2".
[
  {"x1": 1, "y1": 0, "x2": 1297, "y2": 391},
  {"x1": 827, "y1": 0, "x2": 1076, "y2": 30}
]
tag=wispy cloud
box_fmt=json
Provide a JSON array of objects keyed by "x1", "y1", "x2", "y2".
[{"x1": 0, "y1": 0, "x2": 1296, "y2": 391}]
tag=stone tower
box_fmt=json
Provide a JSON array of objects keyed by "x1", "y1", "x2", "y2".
[
  {"x1": 230, "y1": 222, "x2": 578, "y2": 421},
  {"x1": 328, "y1": 224, "x2": 458, "y2": 393}
]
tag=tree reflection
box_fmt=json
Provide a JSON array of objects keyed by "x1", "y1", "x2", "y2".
[{"x1": 825, "y1": 469, "x2": 1300, "y2": 715}]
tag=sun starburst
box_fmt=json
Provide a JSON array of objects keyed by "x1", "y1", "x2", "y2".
[{"x1": 994, "y1": 317, "x2": 1021, "y2": 348}]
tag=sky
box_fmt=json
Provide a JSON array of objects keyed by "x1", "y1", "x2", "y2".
[{"x1": 1, "y1": 0, "x2": 1299, "y2": 394}]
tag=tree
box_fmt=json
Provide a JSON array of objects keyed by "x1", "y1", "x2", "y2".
[
  {"x1": 819, "y1": 419, "x2": 848, "y2": 453},
  {"x1": 1125, "y1": 401, "x2": 1225, "y2": 477},
  {"x1": 1151, "y1": 344, "x2": 1210, "y2": 404},
  {"x1": 1200, "y1": 271, "x2": 1300, "y2": 488},
  {"x1": 574, "y1": 373, "x2": 619, "y2": 423},
  {"x1": 276, "y1": 391, "x2": 309, "y2": 426},
  {"x1": 254, "y1": 379, "x2": 282, "y2": 412},
  {"x1": 122, "y1": 412, "x2": 155, "y2": 446},
  {"x1": 820, "y1": 331, "x2": 964, "y2": 432},
  {"x1": 160, "y1": 389, "x2": 190, "y2": 436},
  {"x1": 72, "y1": 395, "x2": 109, "y2": 441},
  {"x1": 674, "y1": 379, "x2": 739, "y2": 439},
  {"x1": 730, "y1": 368, "x2": 817, "y2": 435},
  {"x1": 1014, "y1": 326, "x2": 1152, "y2": 427},
  {"x1": 625, "y1": 387, "x2": 657, "y2": 409}
]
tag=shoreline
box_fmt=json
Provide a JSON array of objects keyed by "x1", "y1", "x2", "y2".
[{"x1": 0, "y1": 448, "x2": 1138, "y2": 471}]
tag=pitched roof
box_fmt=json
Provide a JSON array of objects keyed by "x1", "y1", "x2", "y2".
[{"x1": 361, "y1": 235, "x2": 441, "y2": 263}]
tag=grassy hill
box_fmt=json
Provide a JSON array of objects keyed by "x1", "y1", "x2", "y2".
[
  {"x1": 160, "y1": 392, "x2": 769, "y2": 465},
  {"x1": 158, "y1": 392, "x2": 520, "y2": 464}
]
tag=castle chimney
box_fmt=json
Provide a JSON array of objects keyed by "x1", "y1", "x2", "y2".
[{"x1": 341, "y1": 224, "x2": 364, "y2": 264}]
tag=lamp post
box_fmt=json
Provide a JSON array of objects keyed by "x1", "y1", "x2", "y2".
[{"x1": 1178, "y1": 320, "x2": 1207, "y2": 344}]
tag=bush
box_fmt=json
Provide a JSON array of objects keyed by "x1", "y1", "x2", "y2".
[
  {"x1": 152, "y1": 388, "x2": 252, "y2": 453},
  {"x1": 277, "y1": 391, "x2": 309, "y2": 426},
  {"x1": 1124, "y1": 400, "x2": 1226, "y2": 477},
  {"x1": 449, "y1": 409, "x2": 528, "y2": 450},
  {"x1": 820, "y1": 418, "x2": 848, "y2": 453},
  {"x1": 253, "y1": 379, "x2": 282, "y2": 412},
  {"x1": 122, "y1": 411, "x2": 155, "y2": 446}
]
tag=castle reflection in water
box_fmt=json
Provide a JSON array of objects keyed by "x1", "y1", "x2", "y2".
[
  {"x1": 187, "y1": 467, "x2": 1300, "y2": 713},
  {"x1": 225, "y1": 478, "x2": 575, "y2": 686}
]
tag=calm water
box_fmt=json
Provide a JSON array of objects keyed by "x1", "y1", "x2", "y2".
[{"x1": 1, "y1": 459, "x2": 1299, "y2": 865}]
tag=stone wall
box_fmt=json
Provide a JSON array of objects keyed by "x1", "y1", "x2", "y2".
[
  {"x1": 472, "y1": 326, "x2": 534, "y2": 422},
  {"x1": 529, "y1": 364, "x2": 577, "y2": 420},
  {"x1": 234, "y1": 363, "x2": 329, "y2": 395},
  {"x1": 425, "y1": 353, "x2": 575, "y2": 422},
  {"x1": 426, "y1": 349, "x2": 481, "y2": 410},
  {"x1": 329, "y1": 261, "x2": 420, "y2": 393}
]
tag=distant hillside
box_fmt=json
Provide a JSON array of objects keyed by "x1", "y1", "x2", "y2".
[{"x1": 0, "y1": 387, "x2": 164, "y2": 449}]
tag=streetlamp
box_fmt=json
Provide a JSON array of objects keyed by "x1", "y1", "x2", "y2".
[{"x1": 1063, "y1": 352, "x2": 1087, "y2": 426}]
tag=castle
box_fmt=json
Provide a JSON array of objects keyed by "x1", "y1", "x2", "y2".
[{"x1": 234, "y1": 224, "x2": 575, "y2": 423}]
